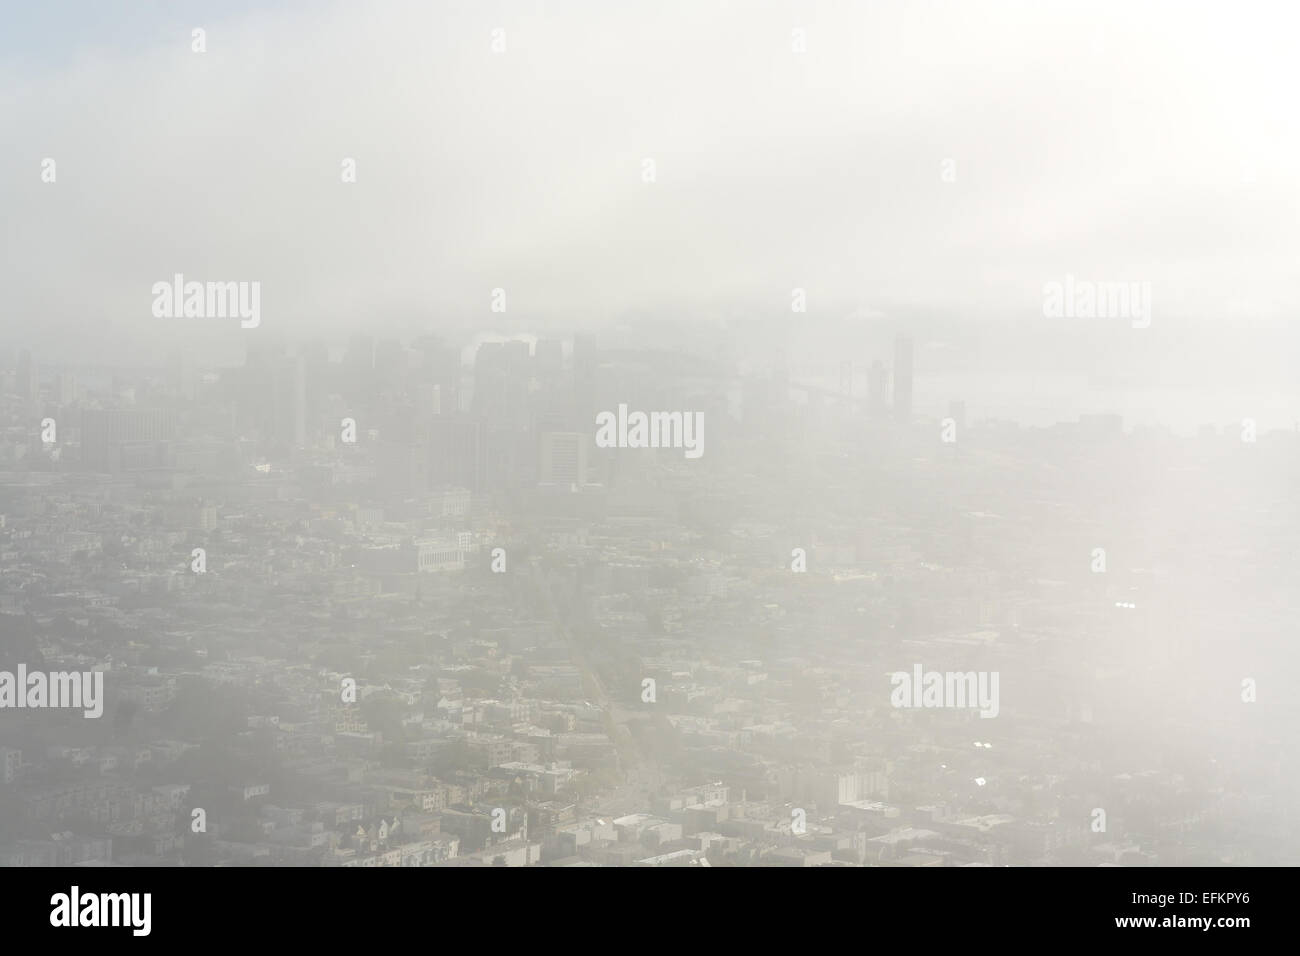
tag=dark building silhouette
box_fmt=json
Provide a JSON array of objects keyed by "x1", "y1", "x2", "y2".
[
  {"x1": 893, "y1": 335, "x2": 913, "y2": 422},
  {"x1": 428, "y1": 417, "x2": 484, "y2": 490},
  {"x1": 80, "y1": 408, "x2": 177, "y2": 473}
]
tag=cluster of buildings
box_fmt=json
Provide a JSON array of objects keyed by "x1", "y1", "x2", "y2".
[{"x1": 0, "y1": 331, "x2": 1295, "y2": 866}]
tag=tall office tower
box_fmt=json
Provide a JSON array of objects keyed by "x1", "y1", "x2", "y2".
[
  {"x1": 503, "y1": 341, "x2": 531, "y2": 424},
  {"x1": 237, "y1": 342, "x2": 279, "y2": 441},
  {"x1": 535, "y1": 407, "x2": 569, "y2": 439},
  {"x1": 839, "y1": 360, "x2": 854, "y2": 398},
  {"x1": 415, "y1": 383, "x2": 442, "y2": 417},
  {"x1": 868, "y1": 360, "x2": 888, "y2": 418},
  {"x1": 427, "y1": 417, "x2": 484, "y2": 490},
  {"x1": 344, "y1": 334, "x2": 375, "y2": 401},
  {"x1": 167, "y1": 350, "x2": 195, "y2": 401},
  {"x1": 572, "y1": 333, "x2": 598, "y2": 429},
  {"x1": 377, "y1": 438, "x2": 428, "y2": 497},
  {"x1": 534, "y1": 339, "x2": 564, "y2": 381},
  {"x1": 892, "y1": 335, "x2": 914, "y2": 422},
  {"x1": 80, "y1": 408, "x2": 178, "y2": 473},
  {"x1": 376, "y1": 404, "x2": 423, "y2": 495},
  {"x1": 57, "y1": 371, "x2": 78, "y2": 406},
  {"x1": 300, "y1": 339, "x2": 330, "y2": 441},
  {"x1": 272, "y1": 354, "x2": 307, "y2": 450},
  {"x1": 483, "y1": 424, "x2": 533, "y2": 489},
  {"x1": 472, "y1": 340, "x2": 530, "y2": 426},
  {"x1": 538, "y1": 431, "x2": 588, "y2": 486},
  {"x1": 471, "y1": 341, "x2": 505, "y2": 416},
  {"x1": 16, "y1": 350, "x2": 38, "y2": 410},
  {"x1": 412, "y1": 335, "x2": 461, "y2": 414}
]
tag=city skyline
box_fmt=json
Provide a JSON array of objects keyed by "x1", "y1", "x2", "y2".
[{"x1": 1, "y1": 0, "x2": 1296, "y2": 917}]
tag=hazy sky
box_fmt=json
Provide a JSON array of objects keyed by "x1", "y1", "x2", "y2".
[{"x1": 3, "y1": 0, "x2": 1299, "y2": 363}]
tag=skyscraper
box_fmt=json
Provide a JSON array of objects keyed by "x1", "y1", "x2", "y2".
[
  {"x1": 534, "y1": 339, "x2": 563, "y2": 381},
  {"x1": 412, "y1": 336, "x2": 460, "y2": 415},
  {"x1": 428, "y1": 417, "x2": 484, "y2": 490},
  {"x1": 272, "y1": 354, "x2": 307, "y2": 450},
  {"x1": 839, "y1": 360, "x2": 854, "y2": 398},
  {"x1": 16, "y1": 350, "x2": 38, "y2": 410},
  {"x1": 868, "y1": 360, "x2": 888, "y2": 419},
  {"x1": 472, "y1": 340, "x2": 530, "y2": 426},
  {"x1": 80, "y1": 408, "x2": 177, "y2": 473},
  {"x1": 539, "y1": 431, "x2": 588, "y2": 486},
  {"x1": 892, "y1": 335, "x2": 913, "y2": 422},
  {"x1": 572, "y1": 333, "x2": 598, "y2": 430}
]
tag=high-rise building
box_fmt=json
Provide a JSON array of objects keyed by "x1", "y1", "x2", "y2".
[
  {"x1": 892, "y1": 336, "x2": 913, "y2": 422},
  {"x1": 57, "y1": 371, "x2": 78, "y2": 406},
  {"x1": 415, "y1": 383, "x2": 442, "y2": 417},
  {"x1": 16, "y1": 350, "x2": 38, "y2": 409},
  {"x1": 237, "y1": 341, "x2": 280, "y2": 440},
  {"x1": 377, "y1": 438, "x2": 428, "y2": 496},
  {"x1": 80, "y1": 408, "x2": 177, "y2": 473},
  {"x1": 572, "y1": 333, "x2": 598, "y2": 428},
  {"x1": 483, "y1": 424, "x2": 532, "y2": 488},
  {"x1": 272, "y1": 355, "x2": 307, "y2": 449},
  {"x1": 412, "y1": 336, "x2": 460, "y2": 415},
  {"x1": 167, "y1": 350, "x2": 195, "y2": 402},
  {"x1": 839, "y1": 360, "x2": 854, "y2": 397},
  {"x1": 534, "y1": 339, "x2": 564, "y2": 380},
  {"x1": 472, "y1": 341, "x2": 530, "y2": 425},
  {"x1": 0, "y1": 747, "x2": 21, "y2": 784},
  {"x1": 868, "y1": 360, "x2": 888, "y2": 418},
  {"x1": 344, "y1": 334, "x2": 375, "y2": 401},
  {"x1": 539, "y1": 431, "x2": 588, "y2": 486},
  {"x1": 300, "y1": 339, "x2": 329, "y2": 442},
  {"x1": 428, "y1": 418, "x2": 484, "y2": 490}
]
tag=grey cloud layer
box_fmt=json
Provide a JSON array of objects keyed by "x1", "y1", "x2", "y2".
[{"x1": 3, "y1": 0, "x2": 1298, "y2": 360}]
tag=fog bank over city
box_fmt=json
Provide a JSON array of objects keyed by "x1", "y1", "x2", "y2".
[
  {"x1": 1, "y1": 0, "x2": 1297, "y2": 885},
  {"x1": 5, "y1": 1, "x2": 1299, "y2": 366}
]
